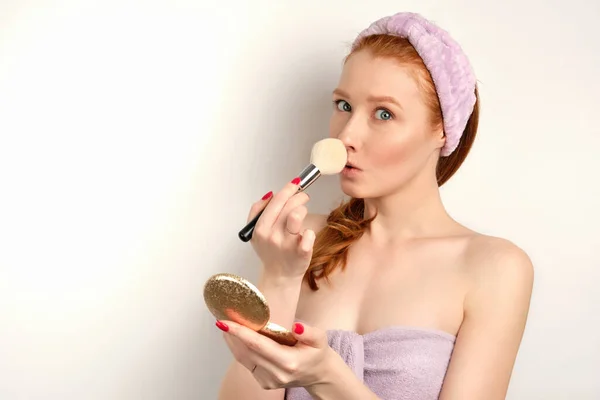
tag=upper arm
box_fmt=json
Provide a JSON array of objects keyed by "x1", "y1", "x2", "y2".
[{"x1": 439, "y1": 239, "x2": 534, "y2": 400}]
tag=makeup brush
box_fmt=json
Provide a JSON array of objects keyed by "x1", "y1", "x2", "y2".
[{"x1": 238, "y1": 138, "x2": 347, "y2": 242}]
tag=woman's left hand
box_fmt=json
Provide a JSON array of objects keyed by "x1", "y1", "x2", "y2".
[{"x1": 216, "y1": 320, "x2": 334, "y2": 390}]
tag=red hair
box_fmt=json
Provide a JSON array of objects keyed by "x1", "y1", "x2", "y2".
[{"x1": 304, "y1": 34, "x2": 480, "y2": 290}]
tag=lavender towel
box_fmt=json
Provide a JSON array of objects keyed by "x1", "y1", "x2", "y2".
[{"x1": 285, "y1": 326, "x2": 455, "y2": 400}]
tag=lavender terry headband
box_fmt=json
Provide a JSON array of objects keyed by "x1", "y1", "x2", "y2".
[{"x1": 353, "y1": 12, "x2": 477, "y2": 156}]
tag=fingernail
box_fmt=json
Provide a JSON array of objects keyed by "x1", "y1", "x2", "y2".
[
  {"x1": 291, "y1": 177, "x2": 301, "y2": 185},
  {"x1": 293, "y1": 322, "x2": 304, "y2": 335},
  {"x1": 261, "y1": 191, "x2": 273, "y2": 200},
  {"x1": 216, "y1": 321, "x2": 229, "y2": 332}
]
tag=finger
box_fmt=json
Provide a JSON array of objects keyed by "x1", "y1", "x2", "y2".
[
  {"x1": 284, "y1": 205, "x2": 308, "y2": 235},
  {"x1": 254, "y1": 178, "x2": 301, "y2": 235},
  {"x1": 290, "y1": 321, "x2": 328, "y2": 349},
  {"x1": 222, "y1": 320, "x2": 290, "y2": 365},
  {"x1": 247, "y1": 190, "x2": 274, "y2": 223},
  {"x1": 222, "y1": 332, "x2": 264, "y2": 372},
  {"x1": 275, "y1": 192, "x2": 310, "y2": 231},
  {"x1": 297, "y1": 229, "x2": 316, "y2": 259},
  {"x1": 280, "y1": 192, "x2": 310, "y2": 229}
]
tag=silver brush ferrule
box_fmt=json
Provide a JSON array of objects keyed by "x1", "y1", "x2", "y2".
[{"x1": 297, "y1": 164, "x2": 321, "y2": 192}]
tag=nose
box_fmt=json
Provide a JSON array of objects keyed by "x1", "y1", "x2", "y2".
[{"x1": 335, "y1": 115, "x2": 362, "y2": 152}]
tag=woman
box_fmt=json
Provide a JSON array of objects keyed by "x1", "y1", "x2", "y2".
[{"x1": 216, "y1": 12, "x2": 533, "y2": 400}]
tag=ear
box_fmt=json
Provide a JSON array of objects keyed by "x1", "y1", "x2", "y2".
[{"x1": 433, "y1": 127, "x2": 446, "y2": 150}]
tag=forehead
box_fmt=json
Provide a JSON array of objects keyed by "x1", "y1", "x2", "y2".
[{"x1": 338, "y1": 50, "x2": 422, "y2": 103}]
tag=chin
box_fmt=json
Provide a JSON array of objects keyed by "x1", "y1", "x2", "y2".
[
  {"x1": 339, "y1": 177, "x2": 404, "y2": 201},
  {"x1": 339, "y1": 179, "x2": 369, "y2": 199}
]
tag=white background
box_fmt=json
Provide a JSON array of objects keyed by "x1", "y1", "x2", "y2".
[{"x1": 1, "y1": 0, "x2": 598, "y2": 399}]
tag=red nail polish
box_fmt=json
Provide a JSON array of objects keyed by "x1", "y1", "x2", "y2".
[
  {"x1": 261, "y1": 191, "x2": 273, "y2": 200},
  {"x1": 291, "y1": 177, "x2": 301, "y2": 185},
  {"x1": 216, "y1": 321, "x2": 229, "y2": 332},
  {"x1": 293, "y1": 322, "x2": 304, "y2": 335}
]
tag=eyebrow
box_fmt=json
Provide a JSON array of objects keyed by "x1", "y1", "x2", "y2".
[
  {"x1": 332, "y1": 89, "x2": 403, "y2": 110},
  {"x1": 332, "y1": 88, "x2": 351, "y2": 98}
]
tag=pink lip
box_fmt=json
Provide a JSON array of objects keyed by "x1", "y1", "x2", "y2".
[{"x1": 341, "y1": 165, "x2": 362, "y2": 178}]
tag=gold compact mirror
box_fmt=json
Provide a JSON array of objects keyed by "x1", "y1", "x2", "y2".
[{"x1": 203, "y1": 273, "x2": 298, "y2": 346}]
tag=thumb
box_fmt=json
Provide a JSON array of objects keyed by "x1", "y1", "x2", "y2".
[{"x1": 292, "y1": 321, "x2": 328, "y2": 348}]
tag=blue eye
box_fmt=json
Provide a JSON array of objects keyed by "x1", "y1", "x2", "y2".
[
  {"x1": 375, "y1": 109, "x2": 392, "y2": 120},
  {"x1": 335, "y1": 100, "x2": 352, "y2": 112}
]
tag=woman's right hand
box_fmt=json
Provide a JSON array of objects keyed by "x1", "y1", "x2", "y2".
[{"x1": 248, "y1": 178, "x2": 316, "y2": 282}]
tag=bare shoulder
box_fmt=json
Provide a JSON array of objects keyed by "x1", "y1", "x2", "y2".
[
  {"x1": 303, "y1": 213, "x2": 328, "y2": 234},
  {"x1": 464, "y1": 234, "x2": 534, "y2": 277},
  {"x1": 463, "y1": 234, "x2": 534, "y2": 305}
]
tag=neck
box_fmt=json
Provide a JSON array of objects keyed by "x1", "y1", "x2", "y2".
[{"x1": 363, "y1": 172, "x2": 457, "y2": 243}]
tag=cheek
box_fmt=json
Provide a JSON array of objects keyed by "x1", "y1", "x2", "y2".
[{"x1": 370, "y1": 130, "x2": 426, "y2": 170}]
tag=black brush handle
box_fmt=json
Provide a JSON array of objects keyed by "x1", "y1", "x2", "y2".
[{"x1": 238, "y1": 207, "x2": 265, "y2": 242}]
